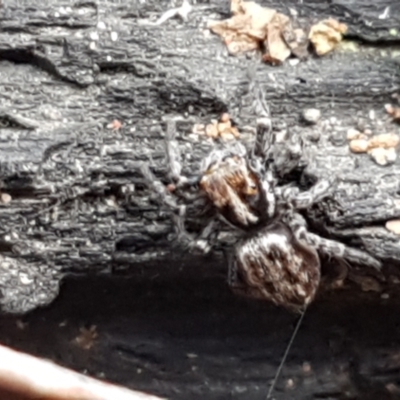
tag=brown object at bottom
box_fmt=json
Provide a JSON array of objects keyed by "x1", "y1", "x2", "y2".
[{"x1": 0, "y1": 344, "x2": 164, "y2": 400}]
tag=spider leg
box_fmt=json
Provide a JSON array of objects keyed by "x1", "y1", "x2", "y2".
[
  {"x1": 305, "y1": 232, "x2": 381, "y2": 270},
  {"x1": 258, "y1": 171, "x2": 277, "y2": 219},
  {"x1": 272, "y1": 130, "x2": 305, "y2": 178},
  {"x1": 172, "y1": 210, "x2": 220, "y2": 254},
  {"x1": 251, "y1": 86, "x2": 273, "y2": 167},
  {"x1": 290, "y1": 178, "x2": 334, "y2": 209},
  {"x1": 140, "y1": 163, "x2": 195, "y2": 249},
  {"x1": 285, "y1": 212, "x2": 381, "y2": 270},
  {"x1": 192, "y1": 219, "x2": 219, "y2": 254},
  {"x1": 170, "y1": 205, "x2": 194, "y2": 245},
  {"x1": 165, "y1": 119, "x2": 183, "y2": 183},
  {"x1": 164, "y1": 120, "x2": 204, "y2": 192},
  {"x1": 140, "y1": 163, "x2": 179, "y2": 211}
]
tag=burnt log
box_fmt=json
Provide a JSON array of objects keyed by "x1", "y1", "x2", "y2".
[
  {"x1": 0, "y1": 0, "x2": 399, "y2": 313},
  {"x1": 0, "y1": 0, "x2": 400, "y2": 399}
]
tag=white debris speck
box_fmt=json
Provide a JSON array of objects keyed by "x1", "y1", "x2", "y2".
[
  {"x1": 106, "y1": 55, "x2": 112, "y2": 62},
  {"x1": 89, "y1": 41, "x2": 96, "y2": 50},
  {"x1": 152, "y1": 0, "x2": 192, "y2": 25},
  {"x1": 54, "y1": 12, "x2": 60, "y2": 17},
  {"x1": 346, "y1": 128, "x2": 360, "y2": 140},
  {"x1": 369, "y1": 109, "x2": 375, "y2": 120},
  {"x1": 1, "y1": 193, "x2": 12, "y2": 204},
  {"x1": 89, "y1": 31, "x2": 99, "y2": 41},
  {"x1": 302, "y1": 108, "x2": 321, "y2": 124},
  {"x1": 379, "y1": 6, "x2": 390, "y2": 20},
  {"x1": 19, "y1": 273, "x2": 34, "y2": 285},
  {"x1": 97, "y1": 21, "x2": 106, "y2": 30},
  {"x1": 110, "y1": 32, "x2": 118, "y2": 41}
]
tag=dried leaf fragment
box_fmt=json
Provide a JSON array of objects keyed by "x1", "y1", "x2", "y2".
[
  {"x1": 208, "y1": 1, "x2": 277, "y2": 55},
  {"x1": 385, "y1": 104, "x2": 400, "y2": 122},
  {"x1": 197, "y1": 113, "x2": 240, "y2": 140},
  {"x1": 368, "y1": 147, "x2": 397, "y2": 166},
  {"x1": 0, "y1": 193, "x2": 11, "y2": 204},
  {"x1": 238, "y1": 1, "x2": 277, "y2": 39},
  {"x1": 263, "y1": 13, "x2": 291, "y2": 64},
  {"x1": 208, "y1": 16, "x2": 259, "y2": 54},
  {"x1": 74, "y1": 325, "x2": 98, "y2": 350},
  {"x1": 230, "y1": 126, "x2": 240, "y2": 138},
  {"x1": 386, "y1": 219, "x2": 400, "y2": 235},
  {"x1": 107, "y1": 119, "x2": 122, "y2": 131},
  {"x1": 348, "y1": 132, "x2": 399, "y2": 158},
  {"x1": 349, "y1": 139, "x2": 369, "y2": 153},
  {"x1": 209, "y1": 0, "x2": 344, "y2": 64},
  {"x1": 217, "y1": 120, "x2": 232, "y2": 133},
  {"x1": 205, "y1": 122, "x2": 219, "y2": 138},
  {"x1": 368, "y1": 133, "x2": 399, "y2": 149},
  {"x1": 346, "y1": 128, "x2": 362, "y2": 140},
  {"x1": 220, "y1": 113, "x2": 230, "y2": 123},
  {"x1": 282, "y1": 22, "x2": 309, "y2": 59},
  {"x1": 309, "y1": 18, "x2": 348, "y2": 56}
]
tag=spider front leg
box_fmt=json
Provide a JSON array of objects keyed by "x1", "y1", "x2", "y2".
[
  {"x1": 140, "y1": 163, "x2": 179, "y2": 211},
  {"x1": 140, "y1": 163, "x2": 196, "y2": 248},
  {"x1": 291, "y1": 177, "x2": 334, "y2": 210},
  {"x1": 165, "y1": 119, "x2": 201, "y2": 191},
  {"x1": 174, "y1": 214, "x2": 219, "y2": 254},
  {"x1": 165, "y1": 119, "x2": 183, "y2": 183},
  {"x1": 251, "y1": 103, "x2": 272, "y2": 165},
  {"x1": 278, "y1": 159, "x2": 335, "y2": 210}
]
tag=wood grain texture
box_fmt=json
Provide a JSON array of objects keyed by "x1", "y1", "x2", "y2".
[{"x1": 0, "y1": 0, "x2": 399, "y2": 316}]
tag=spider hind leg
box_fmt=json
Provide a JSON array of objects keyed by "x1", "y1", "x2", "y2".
[{"x1": 300, "y1": 231, "x2": 382, "y2": 271}]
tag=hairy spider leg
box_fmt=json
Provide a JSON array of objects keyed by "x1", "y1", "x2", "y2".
[
  {"x1": 141, "y1": 121, "x2": 222, "y2": 253},
  {"x1": 278, "y1": 178, "x2": 333, "y2": 210},
  {"x1": 251, "y1": 85, "x2": 273, "y2": 166},
  {"x1": 286, "y1": 212, "x2": 382, "y2": 270},
  {"x1": 165, "y1": 119, "x2": 183, "y2": 182}
]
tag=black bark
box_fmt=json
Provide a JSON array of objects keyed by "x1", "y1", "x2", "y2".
[
  {"x1": 0, "y1": 0, "x2": 400, "y2": 397},
  {"x1": 1, "y1": 0, "x2": 400, "y2": 313}
]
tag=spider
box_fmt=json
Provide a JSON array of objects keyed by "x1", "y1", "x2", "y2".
[{"x1": 140, "y1": 94, "x2": 381, "y2": 312}]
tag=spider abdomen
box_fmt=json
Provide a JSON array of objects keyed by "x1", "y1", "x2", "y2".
[{"x1": 235, "y1": 221, "x2": 321, "y2": 311}]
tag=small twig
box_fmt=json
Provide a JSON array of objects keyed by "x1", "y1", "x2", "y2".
[
  {"x1": 0, "y1": 344, "x2": 165, "y2": 400},
  {"x1": 139, "y1": 0, "x2": 192, "y2": 26},
  {"x1": 0, "y1": 110, "x2": 40, "y2": 130}
]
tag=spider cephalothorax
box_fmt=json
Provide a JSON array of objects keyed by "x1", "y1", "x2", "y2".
[
  {"x1": 199, "y1": 149, "x2": 264, "y2": 229},
  {"x1": 140, "y1": 91, "x2": 382, "y2": 311}
]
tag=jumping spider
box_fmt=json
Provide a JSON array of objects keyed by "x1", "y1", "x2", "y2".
[{"x1": 140, "y1": 98, "x2": 381, "y2": 312}]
